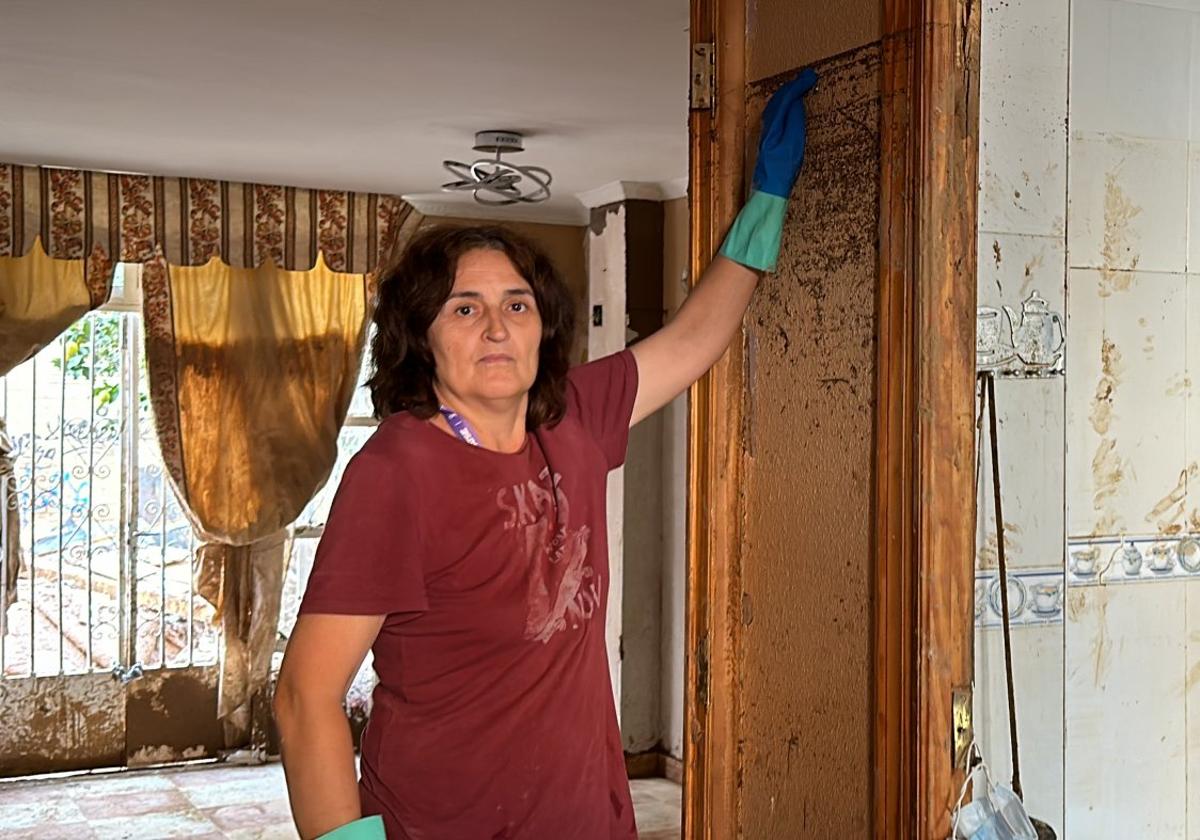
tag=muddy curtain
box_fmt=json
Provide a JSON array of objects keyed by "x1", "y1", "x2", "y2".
[
  {"x1": 142, "y1": 250, "x2": 369, "y2": 743},
  {"x1": 0, "y1": 239, "x2": 114, "y2": 376}
]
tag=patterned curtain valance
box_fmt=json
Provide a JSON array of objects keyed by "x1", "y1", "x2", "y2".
[{"x1": 0, "y1": 164, "x2": 419, "y2": 275}]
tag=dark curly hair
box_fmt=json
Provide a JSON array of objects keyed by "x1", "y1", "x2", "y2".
[{"x1": 366, "y1": 224, "x2": 577, "y2": 428}]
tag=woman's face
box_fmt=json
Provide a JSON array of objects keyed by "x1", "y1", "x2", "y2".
[{"x1": 427, "y1": 248, "x2": 543, "y2": 406}]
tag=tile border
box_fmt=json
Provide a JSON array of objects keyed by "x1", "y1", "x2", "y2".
[
  {"x1": 1067, "y1": 533, "x2": 1200, "y2": 586},
  {"x1": 975, "y1": 567, "x2": 1065, "y2": 628},
  {"x1": 975, "y1": 533, "x2": 1200, "y2": 627}
]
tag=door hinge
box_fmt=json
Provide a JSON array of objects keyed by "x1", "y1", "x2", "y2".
[
  {"x1": 696, "y1": 635, "x2": 710, "y2": 709},
  {"x1": 952, "y1": 686, "x2": 973, "y2": 770},
  {"x1": 690, "y1": 42, "x2": 715, "y2": 110}
]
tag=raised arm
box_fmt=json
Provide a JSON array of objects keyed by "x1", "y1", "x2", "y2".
[{"x1": 630, "y1": 68, "x2": 817, "y2": 427}]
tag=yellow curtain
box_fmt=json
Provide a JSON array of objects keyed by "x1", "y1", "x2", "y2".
[
  {"x1": 0, "y1": 237, "x2": 112, "y2": 376},
  {"x1": 142, "y1": 250, "x2": 368, "y2": 744},
  {"x1": 0, "y1": 238, "x2": 114, "y2": 626}
]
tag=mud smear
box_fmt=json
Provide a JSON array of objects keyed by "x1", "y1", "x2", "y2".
[
  {"x1": 1090, "y1": 591, "x2": 1112, "y2": 687},
  {"x1": 976, "y1": 520, "x2": 1025, "y2": 569},
  {"x1": 1099, "y1": 172, "x2": 1141, "y2": 297},
  {"x1": 1091, "y1": 439, "x2": 1125, "y2": 535},
  {"x1": 1166, "y1": 374, "x2": 1193, "y2": 398},
  {"x1": 1020, "y1": 250, "x2": 1044, "y2": 298},
  {"x1": 1145, "y1": 465, "x2": 1197, "y2": 535},
  {"x1": 1089, "y1": 337, "x2": 1124, "y2": 435},
  {"x1": 1090, "y1": 337, "x2": 1126, "y2": 534}
]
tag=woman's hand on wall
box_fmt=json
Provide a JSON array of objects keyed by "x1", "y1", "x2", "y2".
[
  {"x1": 628, "y1": 68, "x2": 817, "y2": 425},
  {"x1": 720, "y1": 67, "x2": 818, "y2": 273}
]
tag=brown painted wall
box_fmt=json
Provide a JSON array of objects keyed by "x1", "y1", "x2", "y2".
[
  {"x1": 747, "y1": 0, "x2": 881, "y2": 82},
  {"x1": 737, "y1": 26, "x2": 881, "y2": 840}
]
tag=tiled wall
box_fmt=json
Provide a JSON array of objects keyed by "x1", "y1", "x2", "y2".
[
  {"x1": 974, "y1": 0, "x2": 1070, "y2": 831},
  {"x1": 1064, "y1": 1, "x2": 1200, "y2": 837},
  {"x1": 975, "y1": 0, "x2": 1200, "y2": 836}
]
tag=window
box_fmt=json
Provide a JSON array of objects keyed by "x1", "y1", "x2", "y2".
[
  {"x1": 0, "y1": 264, "x2": 379, "y2": 692},
  {"x1": 1, "y1": 264, "x2": 218, "y2": 679}
]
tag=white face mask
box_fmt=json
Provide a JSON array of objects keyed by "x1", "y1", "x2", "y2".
[{"x1": 951, "y1": 757, "x2": 1039, "y2": 840}]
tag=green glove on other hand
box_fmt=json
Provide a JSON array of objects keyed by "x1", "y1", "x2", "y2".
[{"x1": 316, "y1": 815, "x2": 387, "y2": 840}]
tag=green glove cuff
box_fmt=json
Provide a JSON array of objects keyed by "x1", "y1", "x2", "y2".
[
  {"x1": 317, "y1": 815, "x2": 386, "y2": 840},
  {"x1": 718, "y1": 191, "x2": 788, "y2": 273}
]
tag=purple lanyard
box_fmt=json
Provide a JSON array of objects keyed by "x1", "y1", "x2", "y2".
[{"x1": 438, "y1": 405, "x2": 481, "y2": 447}]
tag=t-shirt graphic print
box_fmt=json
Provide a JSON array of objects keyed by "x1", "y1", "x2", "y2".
[{"x1": 498, "y1": 466, "x2": 600, "y2": 644}]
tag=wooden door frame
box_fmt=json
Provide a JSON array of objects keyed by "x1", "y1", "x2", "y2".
[
  {"x1": 683, "y1": 0, "x2": 744, "y2": 836},
  {"x1": 875, "y1": 1, "x2": 980, "y2": 836},
  {"x1": 683, "y1": 0, "x2": 980, "y2": 838}
]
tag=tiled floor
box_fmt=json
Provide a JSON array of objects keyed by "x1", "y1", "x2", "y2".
[{"x1": 0, "y1": 762, "x2": 682, "y2": 839}]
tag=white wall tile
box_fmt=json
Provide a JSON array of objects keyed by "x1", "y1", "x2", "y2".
[
  {"x1": 1071, "y1": 0, "x2": 1194, "y2": 141},
  {"x1": 978, "y1": 0, "x2": 1069, "y2": 237},
  {"x1": 1187, "y1": 580, "x2": 1200, "y2": 840},
  {"x1": 1135, "y1": 0, "x2": 1200, "y2": 14},
  {"x1": 976, "y1": 234, "x2": 1067, "y2": 570},
  {"x1": 976, "y1": 375, "x2": 1066, "y2": 570},
  {"x1": 1065, "y1": 269, "x2": 1107, "y2": 540},
  {"x1": 974, "y1": 622, "x2": 1065, "y2": 834},
  {"x1": 1192, "y1": 13, "x2": 1200, "y2": 141},
  {"x1": 1064, "y1": 581, "x2": 1187, "y2": 839},
  {"x1": 1190, "y1": 147, "x2": 1200, "y2": 271},
  {"x1": 1068, "y1": 133, "x2": 1189, "y2": 274},
  {"x1": 978, "y1": 232, "x2": 1067, "y2": 311},
  {"x1": 1065, "y1": 269, "x2": 1189, "y2": 538},
  {"x1": 1189, "y1": 274, "x2": 1200, "y2": 530}
]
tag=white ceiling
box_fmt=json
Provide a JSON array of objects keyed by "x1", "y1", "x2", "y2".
[{"x1": 0, "y1": 0, "x2": 690, "y2": 224}]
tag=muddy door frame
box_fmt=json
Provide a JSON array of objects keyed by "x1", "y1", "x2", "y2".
[{"x1": 684, "y1": 0, "x2": 980, "y2": 837}]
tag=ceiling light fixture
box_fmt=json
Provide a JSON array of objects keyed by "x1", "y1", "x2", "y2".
[{"x1": 442, "y1": 131, "x2": 552, "y2": 206}]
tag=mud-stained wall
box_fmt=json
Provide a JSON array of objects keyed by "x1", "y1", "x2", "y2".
[
  {"x1": 747, "y1": 0, "x2": 881, "y2": 82},
  {"x1": 127, "y1": 666, "x2": 224, "y2": 767},
  {"x1": 0, "y1": 674, "x2": 125, "y2": 776},
  {"x1": 737, "y1": 40, "x2": 881, "y2": 839},
  {"x1": 0, "y1": 666, "x2": 225, "y2": 776}
]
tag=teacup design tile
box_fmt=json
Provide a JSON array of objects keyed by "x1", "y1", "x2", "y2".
[
  {"x1": 1067, "y1": 534, "x2": 1200, "y2": 586},
  {"x1": 975, "y1": 568, "x2": 1065, "y2": 628}
]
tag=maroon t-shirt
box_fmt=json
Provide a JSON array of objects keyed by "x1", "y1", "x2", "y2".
[{"x1": 298, "y1": 350, "x2": 640, "y2": 840}]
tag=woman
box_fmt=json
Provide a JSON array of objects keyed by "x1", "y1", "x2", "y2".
[{"x1": 275, "y1": 68, "x2": 816, "y2": 840}]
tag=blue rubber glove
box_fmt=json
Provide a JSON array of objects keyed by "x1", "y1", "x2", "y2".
[
  {"x1": 719, "y1": 67, "x2": 818, "y2": 272},
  {"x1": 316, "y1": 815, "x2": 386, "y2": 839}
]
